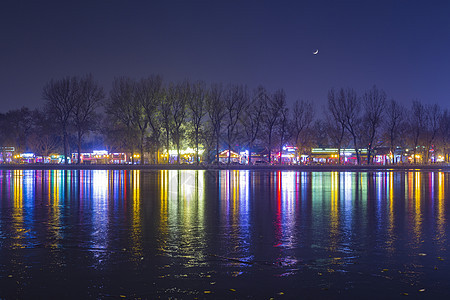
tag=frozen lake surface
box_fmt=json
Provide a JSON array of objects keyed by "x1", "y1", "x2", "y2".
[{"x1": 1, "y1": 169, "x2": 449, "y2": 299}]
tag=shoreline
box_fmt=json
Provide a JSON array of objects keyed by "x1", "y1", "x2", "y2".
[{"x1": 0, "y1": 163, "x2": 449, "y2": 172}]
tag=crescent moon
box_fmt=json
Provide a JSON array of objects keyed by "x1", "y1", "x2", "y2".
[{"x1": 313, "y1": 49, "x2": 319, "y2": 55}]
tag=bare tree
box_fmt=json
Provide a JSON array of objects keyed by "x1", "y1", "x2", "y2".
[
  {"x1": 292, "y1": 99, "x2": 314, "y2": 163},
  {"x1": 72, "y1": 74, "x2": 104, "y2": 164},
  {"x1": 278, "y1": 104, "x2": 290, "y2": 165},
  {"x1": 112, "y1": 78, "x2": 154, "y2": 165},
  {"x1": 107, "y1": 77, "x2": 138, "y2": 163},
  {"x1": 262, "y1": 89, "x2": 286, "y2": 164},
  {"x1": 224, "y1": 84, "x2": 248, "y2": 164},
  {"x1": 26, "y1": 109, "x2": 59, "y2": 157},
  {"x1": 339, "y1": 88, "x2": 361, "y2": 164},
  {"x1": 438, "y1": 109, "x2": 450, "y2": 162},
  {"x1": 201, "y1": 121, "x2": 216, "y2": 164},
  {"x1": 1, "y1": 107, "x2": 33, "y2": 154},
  {"x1": 108, "y1": 77, "x2": 148, "y2": 164},
  {"x1": 136, "y1": 75, "x2": 163, "y2": 163},
  {"x1": 384, "y1": 99, "x2": 404, "y2": 164},
  {"x1": 100, "y1": 114, "x2": 130, "y2": 160},
  {"x1": 423, "y1": 103, "x2": 442, "y2": 163},
  {"x1": 314, "y1": 119, "x2": 332, "y2": 148},
  {"x1": 408, "y1": 101, "x2": 426, "y2": 164},
  {"x1": 327, "y1": 88, "x2": 348, "y2": 164},
  {"x1": 130, "y1": 87, "x2": 149, "y2": 165},
  {"x1": 241, "y1": 85, "x2": 266, "y2": 165},
  {"x1": 188, "y1": 81, "x2": 207, "y2": 165},
  {"x1": 159, "y1": 87, "x2": 172, "y2": 162},
  {"x1": 362, "y1": 85, "x2": 386, "y2": 164},
  {"x1": 169, "y1": 81, "x2": 188, "y2": 164},
  {"x1": 206, "y1": 83, "x2": 226, "y2": 165},
  {"x1": 43, "y1": 76, "x2": 79, "y2": 164}
]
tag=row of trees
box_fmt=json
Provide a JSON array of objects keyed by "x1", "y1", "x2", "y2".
[
  {"x1": 0, "y1": 75, "x2": 104, "y2": 163},
  {"x1": 1, "y1": 74, "x2": 449, "y2": 165},
  {"x1": 326, "y1": 87, "x2": 450, "y2": 164},
  {"x1": 103, "y1": 76, "x2": 316, "y2": 165}
]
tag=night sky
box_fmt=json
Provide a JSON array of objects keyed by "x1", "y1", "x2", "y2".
[{"x1": 1, "y1": 0, "x2": 450, "y2": 112}]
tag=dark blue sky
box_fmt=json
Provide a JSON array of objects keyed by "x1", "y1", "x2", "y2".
[{"x1": 1, "y1": 0, "x2": 450, "y2": 112}]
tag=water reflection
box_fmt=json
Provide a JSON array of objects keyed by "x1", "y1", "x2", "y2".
[
  {"x1": 437, "y1": 172, "x2": 446, "y2": 251},
  {"x1": 413, "y1": 172, "x2": 422, "y2": 249},
  {"x1": 329, "y1": 171, "x2": 339, "y2": 252},
  {"x1": 386, "y1": 171, "x2": 395, "y2": 253},
  {"x1": 131, "y1": 170, "x2": 142, "y2": 261},
  {"x1": 219, "y1": 170, "x2": 251, "y2": 264},
  {"x1": 279, "y1": 171, "x2": 297, "y2": 250},
  {"x1": 158, "y1": 170, "x2": 207, "y2": 269},
  {"x1": 91, "y1": 170, "x2": 110, "y2": 264},
  {"x1": 12, "y1": 170, "x2": 24, "y2": 249},
  {"x1": 0, "y1": 169, "x2": 449, "y2": 297}
]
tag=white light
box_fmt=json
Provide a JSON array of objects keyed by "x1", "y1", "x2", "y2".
[
  {"x1": 93, "y1": 150, "x2": 108, "y2": 155},
  {"x1": 240, "y1": 150, "x2": 249, "y2": 156}
]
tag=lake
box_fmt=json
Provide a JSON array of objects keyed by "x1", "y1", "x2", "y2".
[{"x1": 0, "y1": 169, "x2": 449, "y2": 299}]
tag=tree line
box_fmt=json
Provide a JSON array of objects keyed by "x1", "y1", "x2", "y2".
[{"x1": 0, "y1": 74, "x2": 449, "y2": 165}]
